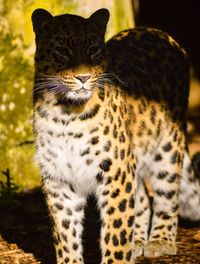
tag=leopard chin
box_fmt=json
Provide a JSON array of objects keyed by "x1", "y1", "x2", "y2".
[{"x1": 60, "y1": 88, "x2": 93, "y2": 105}]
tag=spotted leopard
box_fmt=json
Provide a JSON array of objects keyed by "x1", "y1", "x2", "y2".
[{"x1": 32, "y1": 8, "x2": 200, "y2": 264}]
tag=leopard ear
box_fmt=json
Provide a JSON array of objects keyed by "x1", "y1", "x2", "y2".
[
  {"x1": 89, "y1": 8, "x2": 110, "y2": 36},
  {"x1": 32, "y1": 8, "x2": 53, "y2": 36}
]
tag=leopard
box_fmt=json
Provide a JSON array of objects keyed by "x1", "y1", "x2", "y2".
[{"x1": 31, "y1": 8, "x2": 200, "y2": 264}]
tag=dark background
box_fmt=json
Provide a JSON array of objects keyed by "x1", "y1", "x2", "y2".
[{"x1": 135, "y1": 0, "x2": 200, "y2": 79}]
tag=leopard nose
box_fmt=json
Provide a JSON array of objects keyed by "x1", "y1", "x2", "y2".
[{"x1": 75, "y1": 75, "x2": 91, "y2": 83}]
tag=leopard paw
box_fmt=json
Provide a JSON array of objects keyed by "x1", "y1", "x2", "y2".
[
  {"x1": 144, "y1": 240, "x2": 176, "y2": 257},
  {"x1": 133, "y1": 240, "x2": 145, "y2": 257}
]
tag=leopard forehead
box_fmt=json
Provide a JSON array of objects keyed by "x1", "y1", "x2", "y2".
[{"x1": 39, "y1": 15, "x2": 99, "y2": 45}]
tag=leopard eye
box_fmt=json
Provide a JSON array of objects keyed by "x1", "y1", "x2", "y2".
[
  {"x1": 54, "y1": 46, "x2": 71, "y2": 61},
  {"x1": 88, "y1": 45, "x2": 101, "y2": 58}
]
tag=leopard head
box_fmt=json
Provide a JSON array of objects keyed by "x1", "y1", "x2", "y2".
[{"x1": 32, "y1": 8, "x2": 110, "y2": 104}]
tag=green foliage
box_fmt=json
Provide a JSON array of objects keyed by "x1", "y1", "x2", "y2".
[{"x1": 0, "y1": 169, "x2": 19, "y2": 206}]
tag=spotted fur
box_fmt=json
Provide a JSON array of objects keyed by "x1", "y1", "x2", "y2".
[{"x1": 32, "y1": 8, "x2": 200, "y2": 264}]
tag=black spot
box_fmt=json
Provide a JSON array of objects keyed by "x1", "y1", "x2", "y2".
[
  {"x1": 63, "y1": 246, "x2": 69, "y2": 253},
  {"x1": 75, "y1": 204, "x2": 83, "y2": 212},
  {"x1": 64, "y1": 257, "x2": 69, "y2": 263},
  {"x1": 52, "y1": 116, "x2": 59, "y2": 123},
  {"x1": 162, "y1": 142, "x2": 172, "y2": 152},
  {"x1": 86, "y1": 159, "x2": 93, "y2": 165},
  {"x1": 106, "y1": 177, "x2": 112, "y2": 184},
  {"x1": 168, "y1": 173, "x2": 178, "y2": 183},
  {"x1": 109, "y1": 111, "x2": 114, "y2": 123},
  {"x1": 102, "y1": 200, "x2": 108, "y2": 207},
  {"x1": 63, "y1": 193, "x2": 70, "y2": 199},
  {"x1": 118, "y1": 117, "x2": 122, "y2": 127},
  {"x1": 150, "y1": 106, "x2": 156, "y2": 124},
  {"x1": 126, "y1": 250, "x2": 132, "y2": 261},
  {"x1": 69, "y1": 184, "x2": 75, "y2": 192},
  {"x1": 129, "y1": 196, "x2": 135, "y2": 208},
  {"x1": 73, "y1": 243, "x2": 78, "y2": 250},
  {"x1": 108, "y1": 259, "x2": 114, "y2": 264},
  {"x1": 103, "y1": 126, "x2": 110, "y2": 135},
  {"x1": 172, "y1": 204, "x2": 179, "y2": 213},
  {"x1": 104, "y1": 233, "x2": 110, "y2": 244},
  {"x1": 91, "y1": 136, "x2": 99, "y2": 145},
  {"x1": 128, "y1": 215, "x2": 134, "y2": 227},
  {"x1": 168, "y1": 225, "x2": 172, "y2": 231},
  {"x1": 156, "y1": 190, "x2": 165, "y2": 196},
  {"x1": 90, "y1": 127, "x2": 99, "y2": 134},
  {"x1": 107, "y1": 207, "x2": 115, "y2": 215},
  {"x1": 120, "y1": 149, "x2": 125, "y2": 160},
  {"x1": 48, "y1": 191, "x2": 59, "y2": 198},
  {"x1": 54, "y1": 203, "x2": 64, "y2": 210},
  {"x1": 48, "y1": 130, "x2": 53, "y2": 136},
  {"x1": 95, "y1": 150, "x2": 100, "y2": 155},
  {"x1": 121, "y1": 171, "x2": 126, "y2": 185},
  {"x1": 67, "y1": 162, "x2": 72, "y2": 169},
  {"x1": 114, "y1": 251, "x2": 123, "y2": 260},
  {"x1": 129, "y1": 230, "x2": 133, "y2": 242},
  {"x1": 61, "y1": 232, "x2": 68, "y2": 242},
  {"x1": 113, "y1": 219, "x2": 122, "y2": 228},
  {"x1": 156, "y1": 211, "x2": 171, "y2": 220},
  {"x1": 173, "y1": 131, "x2": 178, "y2": 142},
  {"x1": 125, "y1": 182, "x2": 132, "y2": 193},
  {"x1": 53, "y1": 236, "x2": 59, "y2": 245},
  {"x1": 120, "y1": 229, "x2": 127, "y2": 246},
  {"x1": 119, "y1": 131, "x2": 126, "y2": 143},
  {"x1": 154, "y1": 153, "x2": 162, "y2": 161},
  {"x1": 98, "y1": 89, "x2": 105, "y2": 101},
  {"x1": 114, "y1": 168, "x2": 121, "y2": 181},
  {"x1": 113, "y1": 124, "x2": 118, "y2": 138},
  {"x1": 80, "y1": 148, "x2": 90, "y2": 156},
  {"x1": 151, "y1": 234, "x2": 160, "y2": 239},
  {"x1": 118, "y1": 199, "x2": 127, "y2": 212},
  {"x1": 112, "y1": 103, "x2": 117, "y2": 112},
  {"x1": 154, "y1": 225, "x2": 164, "y2": 230},
  {"x1": 79, "y1": 104, "x2": 100, "y2": 120},
  {"x1": 58, "y1": 249, "x2": 63, "y2": 257},
  {"x1": 102, "y1": 190, "x2": 109, "y2": 195},
  {"x1": 111, "y1": 188, "x2": 120, "y2": 198},
  {"x1": 104, "y1": 140, "x2": 112, "y2": 152},
  {"x1": 99, "y1": 159, "x2": 112, "y2": 172},
  {"x1": 112, "y1": 235, "x2": 119, "y2": 246},
  {"x1": 114, "y1": 146, "x2": 118, "y2": 159},
  {"x1": 157, "y1": 171, "x2": 168, "y2": 179},
  {"x1": 74, "y1": 133, "x2": 83, "y2": 138},
  {"x1": 66, "y1": 208, "x2": 72, "y2": 215},
  {"x1": 165, "y1": 190, "x2": 176, "y2": 199},
  {"x1": 62, "y1": 220, "x2": 70, "y2": 229},
  {"x1": 171, "y1": 151, "x2": 178, "y2": 164},
  {"x1": 96, "y1": 172, "x2": 103, "y2": 182},
  {"x1": 105, "y1": 250, "x2": 111, "y2": 256}
]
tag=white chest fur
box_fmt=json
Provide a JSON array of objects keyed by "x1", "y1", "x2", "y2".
[{"x1": 34, "y1": 106, "x2": 108, "y2": 196}]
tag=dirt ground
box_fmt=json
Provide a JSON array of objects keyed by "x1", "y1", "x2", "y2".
[{"x1": 0, "y1": 79, "x2": 200, "y2": 264}]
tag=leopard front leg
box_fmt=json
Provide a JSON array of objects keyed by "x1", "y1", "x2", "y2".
[
  {"x1": 96, "y1": 161, "x2": 136, "y2": 264},
  {"x1": 43, "y1": 178, "x2": 86, "y2": 264}
]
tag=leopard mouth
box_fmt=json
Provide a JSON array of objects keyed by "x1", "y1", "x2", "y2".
[{"x1": 63, "y1": 87, "x2": 93, "y2": 103}]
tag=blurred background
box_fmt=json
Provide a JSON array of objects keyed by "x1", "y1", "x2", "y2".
[{"x1": 0, "y1": 0, "x2": 200, "y2": 193}]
